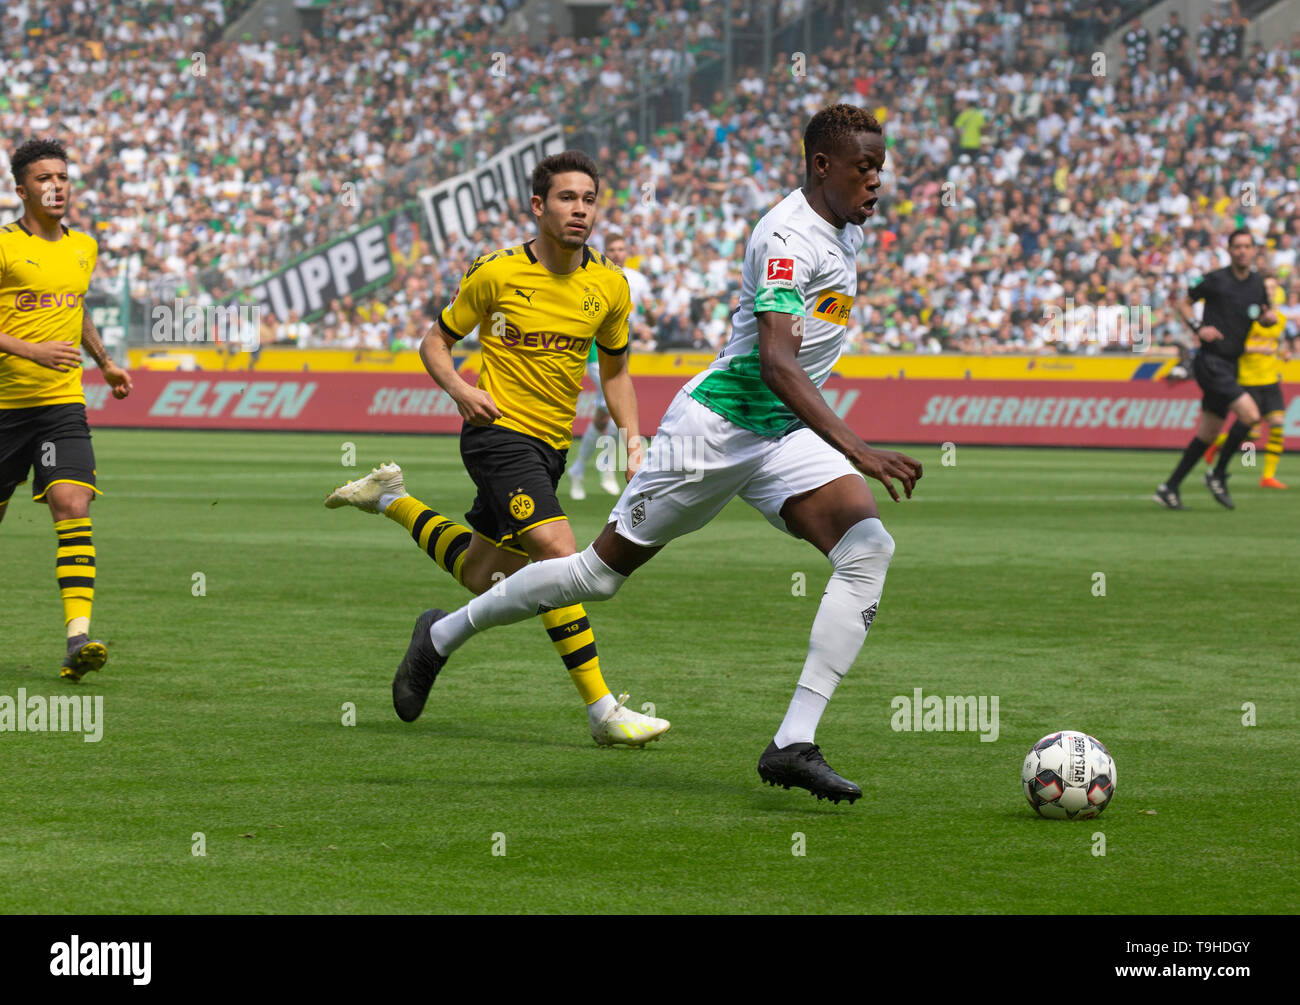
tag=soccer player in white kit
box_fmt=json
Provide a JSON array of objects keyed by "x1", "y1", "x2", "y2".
[
  {"x1": 568, "y1": 231, "x2": 650, "y2": 499},
  {"x1": 392, "y1": 105, "x2": 923, "y2": 803}
]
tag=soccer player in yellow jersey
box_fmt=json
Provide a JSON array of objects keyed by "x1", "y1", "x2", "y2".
[
  {"x1": 1204, "y1": 274, "x2": 1291, "y2": 488},
  {"x1": 0, "y1": 138, "x2": 133, "y2": 680},
  {"x1": 326, "y1": 151, "x2": 669, "y2": 746}
]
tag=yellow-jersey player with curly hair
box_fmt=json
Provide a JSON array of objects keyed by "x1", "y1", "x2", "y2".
[{"x1": 0, "y1": 137, "x2": 133, "y2": 680}]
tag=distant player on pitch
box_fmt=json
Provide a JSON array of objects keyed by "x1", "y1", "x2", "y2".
[
  {"x1": 326, "y1": 150, "x2": 669, "y2": 747},
  {"x1": 1203, "y1": 273, "x2": 1291, "y2": 488},
  {"x1": 0, "y1": 138, "x2": 134, "y2": 680},
  {"x1": 387, "y1": 105, "x2": 922, "y2": 803}
]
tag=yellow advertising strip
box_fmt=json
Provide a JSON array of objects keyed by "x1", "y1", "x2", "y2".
[
  {"x1": 128, "y1": 347, "x2": 432, "y2": 373},
  {"x1": 126, "y1": 348, "x2": 1300, "y2": 383}
]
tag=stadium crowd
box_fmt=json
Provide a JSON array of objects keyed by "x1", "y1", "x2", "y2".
[
  {"x1": 0, "y1": 0, "x2": 737, "y2": 313},
  {"x1": 2, "y1": 0, "x2": 1299, "y2": 356}
]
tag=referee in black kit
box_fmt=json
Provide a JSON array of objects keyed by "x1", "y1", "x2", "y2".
[{"x1": 1155, "y1": 229, "x2": 1267, "y2": 510}]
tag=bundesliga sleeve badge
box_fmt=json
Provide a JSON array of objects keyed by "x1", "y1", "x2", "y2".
[{"x1": 764, "y1": 257, "x2": 795, "y2": 289}]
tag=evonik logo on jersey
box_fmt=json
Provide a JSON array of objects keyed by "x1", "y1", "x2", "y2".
[
  {"x1": 13, "y1": 290, "x2": 85, "y2": 312},
  {"x1": 490, "y1": 315, "x2": 593, "y2": 353}
]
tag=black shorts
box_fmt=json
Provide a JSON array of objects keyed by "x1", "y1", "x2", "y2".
[
  {"x1": 460, "y1": 423, "x2": 568, "y2": 554},
  {"x1": 0, "y1": 402, "x2": 98, "y2": 505},
  {"x1": 1245, "y1": 382, "x2": 1284, "y2": 416},
  {"x1": 1193, "y1": 352, "x2": 1245, "y2": 418}
]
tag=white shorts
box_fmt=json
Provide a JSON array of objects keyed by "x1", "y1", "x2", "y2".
[
  {"x1": 587, "y1": 361, "x2": 607, "y2": 413},
  {"x1": 610, "y1": 390, "x2": 861, "y2": 547}
]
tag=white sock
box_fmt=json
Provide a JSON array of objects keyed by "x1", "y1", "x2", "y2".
[
  {"x1": 378, "y1": 492, "x2": 401, "y2": 512},
  {"x1": 572, "y1": 418, "x2": 603, "y2": 481},
  {"x1": 774, "y1": 517, "x2": 894, "y2": 746},
  {"x1": 429, "y1": 545, "x2": 626, "y2": 656},
  {"x1": 587, "y1": 693, "x2": 617, "y2": 725},
  {"x1": 598, "y1": 419, "x2": 621, "y2": 482},
  {"x1": 774, "y1": 685, "x2": 829, "y2": 748},
  {"x1": 429, "y1": 607, "x2": 473, "y2": 655}
]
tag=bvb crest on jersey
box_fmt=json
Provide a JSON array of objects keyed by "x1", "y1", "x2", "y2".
[
  {"x1": 75, "y1": 247, "x2": 90, "y2": 273},
  {"x1": 582, "y1": 289, "x2": 602, "y2": 318}
]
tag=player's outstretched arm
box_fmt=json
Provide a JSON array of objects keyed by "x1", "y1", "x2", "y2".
[
  {"x1": 757, "y1": 312, "x2": 921, "y2": 501},
  {"x1": 419, "y1": 328, "x2": 501, "y2": 425}
]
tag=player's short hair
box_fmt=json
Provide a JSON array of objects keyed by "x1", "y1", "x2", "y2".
[
  {"x1": 532, "y1": 150, "x2": 599, "y2": 200},
  {"x1": 604, "y1": 229, "x2": 626, "y2": 246},
  {"x1": 10, "y1": 137, "x2": 69, "y2": 188},
  {"x1": 1228, "y1": 228, "x2": 1254, "y2": 245},
  {"x1": 803, "y1": 104, "x2": 883, "y2": 178}
]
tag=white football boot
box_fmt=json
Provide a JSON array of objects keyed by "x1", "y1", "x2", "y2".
[
  {"x1": 325, "y1": 462, "x2": 407, "y2": 513},
  {"x1": 591, "y1": 693, "x2": 671, "y2": 747},
  {"x1": 569, "y1": 474, "x2": 587, "y2": 501},
  {"x1": 599, "y1": 468, "x2": 621, "y2": 496}
]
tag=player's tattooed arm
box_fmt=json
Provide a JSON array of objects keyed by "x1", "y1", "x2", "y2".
[
  {"x1": 82, "y1": 312, "x2": 134, "y2": 398},
  {"x1": 757, "y1": 312, "x2": 921, "y2": 500},
  {"x1": 80, "y1": 310, "x2": 112, "y2": 368}
]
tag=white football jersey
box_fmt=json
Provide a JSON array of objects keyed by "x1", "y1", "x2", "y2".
[
  {"x1": 624, "y1": 266, "x2": 651, "y2": 315},
  {"x1": 685, "y1": 188, "x2": 863, "y2": 436}
]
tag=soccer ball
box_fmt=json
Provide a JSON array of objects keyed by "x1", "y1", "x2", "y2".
[{"x1": 1021, "y1": 730, "x2": 1116, "y2": 820}]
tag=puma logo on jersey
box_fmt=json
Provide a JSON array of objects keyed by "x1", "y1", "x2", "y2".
[
  {"x1": 26, "y1": 259, "x2": 39, "y2": 267},
  {"x1": 514, "y1": 288, "x2": 535, "y2": 304},
  {"x1": 772, "y1": 231, "x2": 789, "y2": 244}
]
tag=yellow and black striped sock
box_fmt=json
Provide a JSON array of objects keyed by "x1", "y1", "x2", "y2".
[
  {"x1": 54, "y1": 517, "x2": 95, "y2": 638},
  {"x1": 1211, "y1": 429, "x2": 1229, "y2": 451},
  {"x1": 541, "y1": 604, "x2": 611, "y2": 705},
  {"x1": 1263, "y1": 426, "x2": 1284, "y2": 480},
  {"x1": 385, "y1": 496, "x2": 473, "y2": 586}
]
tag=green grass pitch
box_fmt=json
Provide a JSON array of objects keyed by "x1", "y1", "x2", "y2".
[{"x1": 1, "y1": 430, "x2": 1295, "y2": 913}]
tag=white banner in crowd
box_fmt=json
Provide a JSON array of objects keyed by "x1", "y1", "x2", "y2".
[{"x1": 419, "y1": 127, "x2": 566, "y2": 256}]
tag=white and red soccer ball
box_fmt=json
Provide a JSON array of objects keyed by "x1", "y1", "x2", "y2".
[{"x1": 1021, "y1": 730, "x2": 1116, "y2": 820}]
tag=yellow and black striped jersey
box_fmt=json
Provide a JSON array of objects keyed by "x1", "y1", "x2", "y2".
[
  {"x1": 1239, "y1": 309, "x2": 1287, "y2": 386},
  {"x1": 439, "y1": 240, "x2": 630, "y2": 450},
  {"x1": 0, "y1": 220, "x2": 97, "y2": 409}
]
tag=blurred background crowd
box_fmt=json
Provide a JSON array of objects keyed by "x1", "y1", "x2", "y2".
[{"x1": 2, "y1": 0, "x2": 1298, "y2": 356}]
